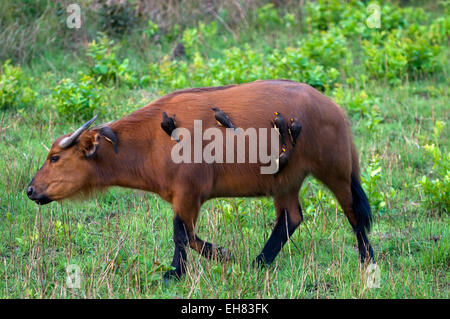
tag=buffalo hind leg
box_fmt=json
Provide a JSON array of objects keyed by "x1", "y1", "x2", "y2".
[
  {"x1": 253, "y1": 192, "x2": 303, "y2": 267},
  {"x1": 317, "y1": 173, "x2": 374, "y2": 263},
  {"x1": 350, "y1": 174, "x2": 375, "y2": 263}
]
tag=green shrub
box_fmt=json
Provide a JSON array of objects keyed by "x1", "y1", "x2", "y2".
[
  {"x1": 256, "y1": 3, "x2": 280, "y2": 27},
  {"x1": 149, "y1": 43, "x2": 340, "y2": 92},
  {"x1": 338, "y1": 2, "x2": 366, "y2": 36},
  {"x1": 297, "y1": 28, "x2": 350, "y2": 69},
  {"x1": 304, "y1": 0, "x2": 430, "y2": 38},
  {"x1": 417, "y1": 121, "x2": 449, "y2": 214},
  {"x1": 417, "y1": 150, "x2": 449, "y2": 215},
  {"x1": 305, "y1": 0, "x2": 347, "y2": 31},
  {"x1": 149, "y1": 56, "x2": 188, "y2": 91},
  {"x1": 360, "y1": 153, "x2": 397, "y2": 215},
  {"x1": 301, "y1": 64, "x2": 339, "y2": 91},
  {"x1": 182, "y1": 21, "x2": 219, "y2": 57},
  {"x1": 181, "y1": 27, "x2": 199, "y2": 57},
  {"x1": 198, "y1": 21, "x2": 219, "y2": 40},
  {"x1": 52, "y1": 73, "x2": 105, "y2": 120},
  {"x1": 403, "y1": 20, "x2": 446, "y2": 75},
  {"x1": 363, "y1": 32, "x2": 408, "y2": 84},
  {"x1": 333, "y1": 86, "x2": 383, "y2": 132},
  {"x1": 164, "y1": 24, "x2": 182, "y2": 43},
  {"x1": 148, "y1": 1, "x2": 443, "y2": 92},
  {"x1": 0, "y1": 60, "x2": 36, "y2": 110},
  {"x1": 282, "y1": 13, "x2": 297, "y2": 29},
  {"x1": 87, "y1": 34, "x2": 137, "y2": 86},
  {"x1": 427, "y1": 16, "x2": 450, "y2": 45},
  {"x1": 380, "y1": 5, "x2": 428, "y2": 32},
  {"x1": 403, "y1": 36, "x2": 440, "y2": 75},
  {"x1": 363, "y1": 28, "x2": 441, "y2": 83},
  {"x1": 144, "y1": 19, "x2": 159, "y2": 38},
  {"x1": 212, "y1": 46, "x2": 264, "y2": 84}
]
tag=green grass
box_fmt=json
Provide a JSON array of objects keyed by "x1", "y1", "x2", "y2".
[{"x1": 0, "y1": 0, "x2": 448, "y2": 298}]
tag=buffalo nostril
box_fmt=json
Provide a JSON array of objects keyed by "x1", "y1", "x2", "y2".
[{"x1": 27, "y1": 186, "x2": 34, "y2": 198}]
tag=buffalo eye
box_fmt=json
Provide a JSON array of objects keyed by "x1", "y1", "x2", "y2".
[{"x1": 50, "y1": 155, "x2": 60, "y2": 163}]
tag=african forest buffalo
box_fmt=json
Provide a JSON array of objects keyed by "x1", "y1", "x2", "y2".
[{"x1": 27, "y1": 80, "x2": 374, "y2": 280}]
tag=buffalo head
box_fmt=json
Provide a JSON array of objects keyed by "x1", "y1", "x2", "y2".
[{"x1": 27, "y1": 116, "x2": 117, "y2": 205}]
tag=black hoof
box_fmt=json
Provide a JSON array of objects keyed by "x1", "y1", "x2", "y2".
[
  {"x1": 252, "y1": 254, "x2": 270, "y2": 268},
  {"x1": 163, "y1": 269, "x2": 183, "y2": 283},
  {"x1": 217, "y1": 247, "x2": 234, "y2": 262},
  {"x1": 360, "y1": 255, "x2": 376, "y2": 264},
  {"x1": 359, "y1": 246, "x2": 375, "y2": 264},
  {"x1": 198, "y1": 243, "x2": 234, "y2": 262}
]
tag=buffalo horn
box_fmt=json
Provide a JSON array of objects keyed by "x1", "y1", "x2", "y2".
[{"x1": 59, "y1": 115, "x2": 98, "y2": 148}]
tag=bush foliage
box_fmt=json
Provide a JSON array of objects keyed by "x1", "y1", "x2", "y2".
[
  {"x1": 0, "y1": 60, "x2": 36, "y2": 110},
  {"x1": 52, "y1": 74, "x2": 105, "y2": 120}
]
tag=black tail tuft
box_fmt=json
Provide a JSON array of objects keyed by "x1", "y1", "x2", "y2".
[{"x1": 351, "y1": 173, "x2": 372, "y2": 233}]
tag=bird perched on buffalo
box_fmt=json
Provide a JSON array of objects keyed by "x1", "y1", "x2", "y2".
[
  {"x1": 161, "y1": 112, "x2": 180, "y2": 142},
  {"x1": 288, "y1": 117, "x2": 302, "y2": 148},
  {"x1": 271, "y1": 112, "x2": 287, "y2": 146},
  {"x1": 275, "y1": 146, "x2": 290, "y2": 177},
  {"x1": 211, "y1": 107, "x2": 238, "y2": 131},
  {"x1": 98, "y1": 126, "x2": 119, "y2": 153}
]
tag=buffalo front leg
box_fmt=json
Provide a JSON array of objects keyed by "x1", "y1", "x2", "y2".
[
  {"x1": 164, "y1": 194, "x2": 201, "y2": 281},
  {"x1": 163, "y1": 215, "x2": 191, "y2": 281},
  {"x1": 253, "y1": 192, "x2": 303, "y2": 267},
  {"x1": 164, "y1": 194, "x2": 233, "y2": 282}
]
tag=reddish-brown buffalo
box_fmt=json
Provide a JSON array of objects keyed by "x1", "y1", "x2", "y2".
[{"x1": 28, "y1": 80, "x2": 374, "y2": 280}]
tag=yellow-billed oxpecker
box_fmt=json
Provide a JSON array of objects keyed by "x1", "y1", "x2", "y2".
[
  {"x1": 288, "y1": 117, "x2": 302, "y2": 147},
  {"x1": 272, "y1": 111, "x2": 287, "y2": 146},
  {"x1": 275, "y1": 146, "x2": 290, "y2": 177},
  {"x1": 161, "y1": 112, "x2": 180, "y2": 142},
  {"x1": 212, "y1": 107, "x2": 237, "y2": 130}
]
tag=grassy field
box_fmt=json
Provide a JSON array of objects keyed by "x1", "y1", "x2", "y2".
[{"x1": 0, "y1": 0, "x2": 448, "y2": 298}]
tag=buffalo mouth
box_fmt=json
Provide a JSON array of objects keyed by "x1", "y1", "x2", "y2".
[{"x1": 32, "y1": 195, "x2": 53, "y2": 205}]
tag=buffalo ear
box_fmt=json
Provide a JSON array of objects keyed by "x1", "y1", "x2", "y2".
[
  {"x1": 78, "y1": 130, "x2": 100, "y2": 158},
  {"x1": 98, "y1": 126, "x2": 118, "y2": 153}
]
